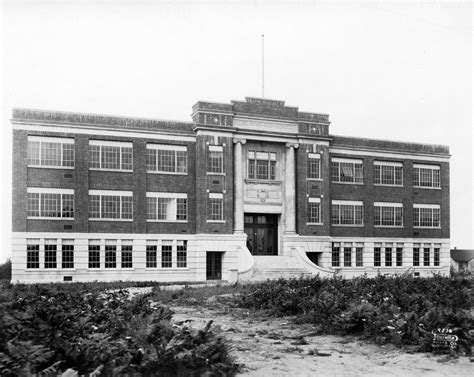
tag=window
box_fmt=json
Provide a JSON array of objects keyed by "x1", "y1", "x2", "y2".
[
  {"x1": 89, "y1": 190, "x2": 133, "y2": 220},
  {"x1": 147, "y1": 193, "x2": 187, "y2": 221},
  {"x1": 26, "y1": 239, "x2": 40, "y2": 269},
  {"x1": 161, "y1": 240, "x2": 172, "y2": 268},
  {"x1": 61, "y1": 240, "x2": 74, "y2": 269},
  {"x1": 413, "y1": 244, "x2": 420, "y2": 266},
  {"x1": 177, "y1": 240, "x2": 187, "y2": 268},
  {"x1": 434, "y1": 245, "x2": 440, "y2": 266},
  {"x1": 413, "y1": 164, "x2": 440, "y2": 188},
  {"x1": 88, "y1": 240, "x2": 101, "y2": 268},
  {"x1": 385, "y1": 244, "x2": 392, "y2": 267},
  {"x1": 248, "y1": 151, "x2": 277, "y2": 180},
  {"x1": 27, "y1": 188, "x2": 74, "y2": 219},
  {"x1": 331, "y1": 243, "x2": 340, "y2": 267},
  {"x1": 27, "y1": 136, "x2": 74, "y2": 168},
  {"x1": 373, "y1": 161, "x2": 403, "y2": 186},
  {"x1": 147, "y1": 144, "x2": 187, "y2": 174},
  {"x1": 146, "y1": 240, "x2": 158, "y2": 268},
  {"x1": 307, "y1": 153, "x2": 321, "y2": 179},
  {"x1": 374, "y1": 203, "x2": 403, "y2": 227},
  {"x1": 121, "y1": 241, "x2": 133, "y2": 268},
  {"x1": 374, "y1": 244, "x2": 381, "y2": 267},
  {"x1": 208, "y1": 145, "x2": 223, "y2": 173},
  {"x1": 355, "y1": 243, "x2": 363, "y2": 267},
  {"x1": 208, "y1": 193, "x2": 224, "y2": 221},
  {"x1": 331, "y1": 201, "x2": 363, "y2": 226},
  {"x1": 105, "y1": 240, "x2": 117, "y2": 268},
  {"x1": 307, "y1": 198, "x2": 321, "y2": 224},
  {"x1": 44, "y1": 239, "x2": 57, "y2": 269},
  {"x1": 89, "y1": 140, "x2": 132, "y2": 171},
  {"x1": 423, "y1": 247, "x2": 430, "y2": 266},
  {"x1": 413, "y1": 204, "x2": 440, "y2": 228},
  {"x1": 396, "y1": 244, "x2": 403, "y2": 267},
  {"x1": 344, "y1": 243, "x2": 352, "y2": 267},
  {"x1": 331, "y1": 158, "x2": 363, "y2": 184}
]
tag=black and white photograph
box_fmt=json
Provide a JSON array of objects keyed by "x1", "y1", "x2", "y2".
[{"x1": 1, "y1": 0, "x2": 472, "y2": 375}]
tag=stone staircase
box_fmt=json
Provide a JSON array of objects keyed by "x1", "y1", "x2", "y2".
[{"x1": 247, "y1": 255, "x2": 313, "y2": 281}]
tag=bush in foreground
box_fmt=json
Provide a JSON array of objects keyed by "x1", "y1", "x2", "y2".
[
  {"x1": 0, "y1": 259, "x2": 11, "y2": 281},
  {"x1": 0, "y1": 284, "x2": 238, "y2": 376},
  {"x1": 238, "y1": 274, "x2": 473, "y2": 354}
]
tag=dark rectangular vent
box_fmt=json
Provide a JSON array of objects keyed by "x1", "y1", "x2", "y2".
[
  {"x1": 64, "y1": 173, "x2": 73, "y2": 178},
  {"x1": 414, "y1": 272, "x2": 420, "y2": 277},
  {"x1": 181, "y1": 229, "x2": 187, "y2": 233},
  {"x1": 213, "y1": 230, "x2": 219, "y2": 233},
  {"x1": 413, "y1": 232, "x2": 419, "y2": 236},
  {"x1": 63, "y1": 276, "x2": 73, "y2": 282},
  {"x1": 312, "y1": 185, "x2": 318, "y2": 190},
  {"x1": 64, "y1": 225, "x2": 73, "y2": 230},
  {"x1": 212, "y1": 180, "x2": 220, "y2": 184}
]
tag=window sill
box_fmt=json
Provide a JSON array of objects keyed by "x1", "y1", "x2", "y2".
[
  {"x1": 89, "y1": 219, "x2": 133, "y2": 222},
  {"x1": 374, "y1": 226, "x2": 404, "y2": 228},
  {"x1": 89, "y1": 168, "x2": 133, "y2": 173},
  {"x1": 332, "y1": 224, "x2": 364, "y2": 227},
  {"x1": 206, "y1": 172, "x2": 226, "y2": 176},
  {"x1": 27, "y1": 217, "x2": 74, "y2": 220},
  {"x1": 146, "y1": 220, "x2": 188, "y2": 223},
  {"x1": 245, "y1": 179, "x2": 281, "y2": 185},
  {"x1": 413, "y1": 226, "x2": 441, "y2": 229},
  {"x1": 307, "y1": 222, "x2": 323, "y2": 225},
  {"x1": 28, "y1": 165, "x2": 75, "y2": 170},
  {"x1": 147, "y1": 171, "x2": 188, "y2": 176},
  {"x1": 331, "y1": 181, "x2": 364, "y2": 185},
  {"x1": 207, "y1": 220, "x2": 226, "y2": 223},
  {"x1": 307, "y1": 178, "x2": 323, "y2": 181},
  {"x1": 374, "y1": 184, "x2": 404, "y2": 188},
  {"x1": 145, "y1": 268, "x2": 190, "y2": 271},
  {"x1": 413, "y1": 186, "x2": 441, "y2": 190}
]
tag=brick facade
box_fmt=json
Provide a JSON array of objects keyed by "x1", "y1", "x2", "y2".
[{"x1": 11, "y1": 97, "x2": 450, "y2": 283}]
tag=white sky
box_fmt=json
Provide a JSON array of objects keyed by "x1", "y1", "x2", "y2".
[{"x1": 1, "y1": 0, "x2": 472, "y2": 263}]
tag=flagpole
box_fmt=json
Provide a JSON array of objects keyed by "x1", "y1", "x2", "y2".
[{"x1": 262, "y1": 34, "x2": 265, "y2": 98}]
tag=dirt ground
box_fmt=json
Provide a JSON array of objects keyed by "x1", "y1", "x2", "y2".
[{"x1": 171, "y1": 303, "x2": 472, "y2": 377}]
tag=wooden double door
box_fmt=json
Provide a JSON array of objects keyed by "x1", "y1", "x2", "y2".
[{"x1": 244, "y1": 214, "x2": 278, "y2": 256}]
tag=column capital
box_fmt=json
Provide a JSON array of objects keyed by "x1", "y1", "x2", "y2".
[
  {"x1": 233, "y1": 138, "x2": 247, "y2": 145},
  {"x1": 286, "y1": 142, "x2": 299, "y2": 149}
]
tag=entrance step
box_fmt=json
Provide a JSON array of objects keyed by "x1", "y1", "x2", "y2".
[{"x1": 249, "y1": 255, "x2": 313, "y2": 281}]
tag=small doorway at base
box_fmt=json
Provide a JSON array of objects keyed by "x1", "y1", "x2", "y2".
[
  {"x1": 244, "y1": 213, "x2": 278, "y2": 255},
  {"x1": 206, "y1": 252, "x2": 223, "y2": 280}
]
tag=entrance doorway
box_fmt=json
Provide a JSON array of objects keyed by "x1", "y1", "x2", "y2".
[
  {"x1": 244, "y1": 214, "x2": 278, "y2": 255},
  {"x1": 206, "y1": 252, "x2": 222, "y2": 280}
]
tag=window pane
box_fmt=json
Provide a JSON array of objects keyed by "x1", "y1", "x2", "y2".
[
  {"x1": 157, "y1": 197, "x2": 173, "y2": 220},
  {"x1": 176, "y1": 151, "x2": 187, "y2": 173},
  {"x1": 102, "y1": 196, "x2": 120, "y2": 218},
  {"x1": 41, "y1": 142, "x2": 61, "y2": 166},
  {"x1": 62, "y1": 143, "x2": 75, "y2": 167},
  {"x1": 331, "y1": 243, "x2": 340, "y2": 267},
  {"x1": 308, "y1": 158, "x2": 320, "y2": 179},
  {"x1": 147, "y1": 197, "x2": 157, "y2": 220},
  {"x1": 146, "y1": 148, "x2": 157, "y2": 171},
  {"x1": 177, "y1": 198, "x2": 187, "y2": 221},
  {"x1": 89, "y1": 145, "x2": 101, "y2": 168},
  {"x1": 157, "y1": 149, "x2": 175, "y2": 172},
  {"x1": 210, "y1": 198, "x2": 223, "y2": 220},
  {"x1": 101, "y1": 146, "x2": 120, "y2": 170},
  {"x1": 41, "y1": 193, "x2": 61, "y2": 217},
  {"x1": 208, "y1": 151, "x2": 223, "y2": 173},
  {"x1": 62, "y1": 194, "x2": 74, "y2": 218},
  {"x1": 121, "y1": 147, "x2": 133, "y2": 170},
  {"x1": 256, "y1": 160, "x2": 269, "y2": 180},
  {"x1": 62, "y1": 241, "x2": 74, "y2": 269},
  {"x1": 27, "y1": 141, "x2": 41, "y2": 166},
  {"x1": 44, "y1": 240, "x2": 57, "y2": 268},
  {"x1": 121, "y1": 196, "x2": 133, "y2": 219},
  {"x1": 27, "y1": 193, "x2": 40, "y2": 217}
]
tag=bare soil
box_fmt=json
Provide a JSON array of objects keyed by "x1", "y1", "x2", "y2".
[{"x1": 171, "y1": 303, "x2": 472, "y2": 377}]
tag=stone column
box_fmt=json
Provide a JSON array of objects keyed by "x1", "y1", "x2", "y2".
[
  {"x1": 233, "y1": 138, "x2": 246, "y2": 233},
  {"x1": 285, "y1": 142, "x2": 299, "y2": 234}
]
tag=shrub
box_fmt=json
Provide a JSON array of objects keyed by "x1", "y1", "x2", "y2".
[
  {"x1": 238, "y1": 275, "x2": 473, "y2": 354},
  {"x1": 0, "y1": 259, "x2": 11, "y2": 280},
  {"x1": 0, "y1": 285, "x2": 239, "y2": 376}
]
